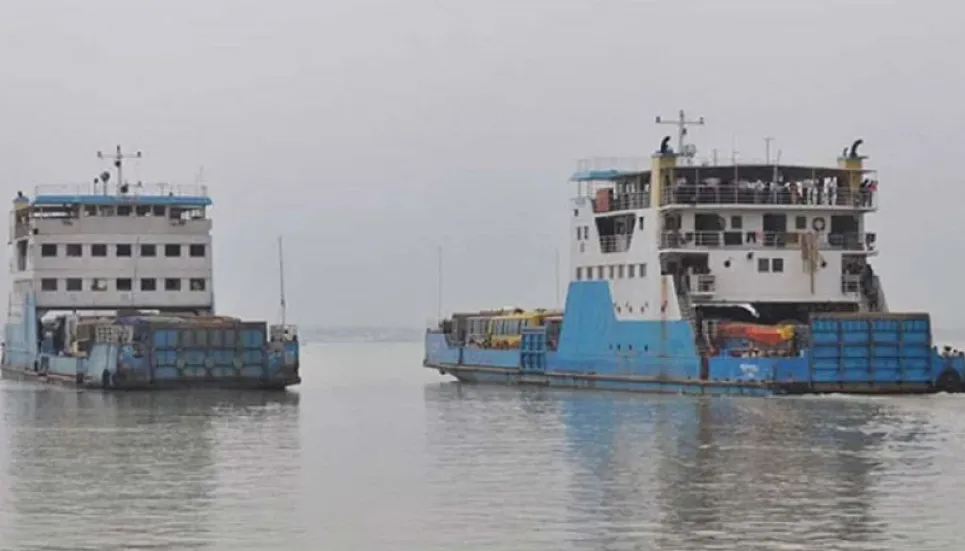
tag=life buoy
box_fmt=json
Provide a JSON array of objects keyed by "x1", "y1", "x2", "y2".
[{"x1": 812, "y1": 217, "x2": 826, "y2": 232}]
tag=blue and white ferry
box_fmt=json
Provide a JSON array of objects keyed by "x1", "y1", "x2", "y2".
[
  {"x1": 424, "y1": 112, "x2": 965, "y2": 396},
  {"x1": 1, "y1": 146, "x2": 300, "y2": 390}
]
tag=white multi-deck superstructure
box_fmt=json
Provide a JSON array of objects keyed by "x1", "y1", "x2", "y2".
[
  {"x1": 569, "y1": 113, "x2": 883, "y2": 327},
  {"x1": 2, "y1": 145, "x2": 301, "y2": 391},
  {"x1": 8, "y1": 146, "x2": 214, "y2": 317}
]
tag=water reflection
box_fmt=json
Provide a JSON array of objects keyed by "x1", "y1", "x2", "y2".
[
  {"x1": 0, "y1": 384, "x2": 300, "y2": 551},
  {"x1": 424, "y1": 382, "x2": 960, "y2": 550}
]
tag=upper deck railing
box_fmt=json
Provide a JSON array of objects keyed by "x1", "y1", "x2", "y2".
[
  {"x1": 660, "y1": 184, "x2": 876, "y2": 209},
  {"x1": 591, "y1": 192, "x2": 652, "y2": 213},
  {"x1": 574, "y1": 157, "x2": 651, "y2": 177},
  {"x1": 34, "y1": 182, "x2": 209, "y2": 198},
  {"x1": 660, "y1": 230, "x2": 877, "y2": 253}
]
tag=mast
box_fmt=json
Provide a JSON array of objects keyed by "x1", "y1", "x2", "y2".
[
  {"x1": 97, "y1": 145, "x2": 142, "y2": 195},
  {"x1": 655, "y1": 110, "x2": 705, "y2": 164},
  {"x1": 436, "y1": 245, "x2": 443, "y2": 321},
  {"x1": 278, "y1": 236, "x2": 287, "y2": 326},
  {"x1": 554, "y1": 248, "x2": 561, "y2": 309}
]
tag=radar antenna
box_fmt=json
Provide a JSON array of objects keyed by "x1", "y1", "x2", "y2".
[
  {"x1": 96, "y1": 145, "x2": 142, "y2": 195},
  {"x1": 655, "y1": 109, "x2": 705, "y2": 164}
]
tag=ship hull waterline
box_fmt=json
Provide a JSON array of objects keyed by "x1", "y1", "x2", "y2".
[
  {"x1": 1, "y1": 364, "x2": 300, "y2": 392},
  {"x1": 423, "y1": 362, "x2": 940, "y2": 397}
]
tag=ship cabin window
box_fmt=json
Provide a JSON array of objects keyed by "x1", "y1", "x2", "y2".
[
  {"x1": 41, "y1": 244, "x2": 57, "y2": 257},
  {"x1": 758, "y1": 258, "x2": 770, "y2": 272},
  {"x1": 694, "y1": 213, "x2": 724, "y2": 247},
  {"x1": 573, "y1": 209, "x2": 578, "y2": 217},
  {"x1": 189, "y1": 244, "x2": 206, "y2": 257},
  {"x1": 66, "y1": 244, "x2": 82, "y2": 257},
  {"x1": 141, "y1": 278, "x2": 156, "y2": 291},
  {"x1": 99, "y1": 206, "x2": 115, "y2": 216},
  {"x1": 153, "y1": 206, "x2": 166, "y2": 216},
  {"x1": 117, "y1": 205, "x2": 132, "y2": 216},
  {"x1": 730, "y1": 215, "x2": 743, "y2": 230},
  {"x1": 165, "y1": 244, "x2": 181, "y2": 257},
  {"x1": 135, "y1": 205, "x2": 152, "y2": 216},
  {"x1": 141, "y1": 244, "x2": 156, "y2": 257},
  {"x1": 116, "y1": 278, "x2": 133, "y2": 291},
  {"x1": 628, "y1": 264, "x2": 636, "y2": 278},
  {"x1": 171, "y1": 207, "x2": 205, "y2": 221},
  {"x1": 575, "y1": 227, "x2": 581, "y2": 240},
  {"x1": 66, "y1": 278, "x2": 82, "y2": 291},
  {"x1": 617, "y1": 264, "x2": 625, "y2": 278},
  {"x1": 91, "y1": 278, "x2": 108, "y2": 291},
  {"x1": 771, "y1": 258, "x2": 784, "y2": 273},
  {"x1": 84, "y1": 205, "x2": 97, "y2": 217},
  {"x1": 91, "y1": 244, "x2": 107, "y2": 257},
  {"x1": 41, "y1": 278, "x2": 57, "y2": 291},
  {"x1": 608, "y1": 265, "x2": 615, "y2": 279},
  {"x1": 638, "y1": 216, "x2": 644, "y2": 231},
  {"x1": 116, "y1": 244, "x2": 132, "y2": 257},
  {"x1": 795, "y1": 216, "x2": 807, "y2": 230},
  {"x1": 576, "y1": 267, "x2": 583, "y2": 280},
  {"x1": 640, "y1": 263, "x2": 647, "y2": 277},
  {"x1": 190, "y1": 278, "x2": 206, "y2": 291},
  {"x1": 165, "y1": 278, "x2": 181, "y2": 291},
  {"x1": 597, "y1": 266, "x2": 605, "y2": 279}
]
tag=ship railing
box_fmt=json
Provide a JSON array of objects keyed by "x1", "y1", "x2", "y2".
[
  {"x1": 575, "y1": 157, "x2": 651, "y2": 174},
  {"x1": 591, "y1": 191, "x2": 652, "y2": 213},
  {"x1": 33, "y1": 182, "x2": 209, "y2": 198},
  {"x1": 599, "y1": 234, "x2": 634, "y2": 253},
  {"x1": 660, "y1": 231, "x2": 877, "y2": 253},
  {"x1": 659, "y1": 184, "x2": 877, "y2": 209}
]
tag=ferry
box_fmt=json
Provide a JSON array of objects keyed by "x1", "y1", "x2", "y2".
[
  {"x1": 424, "y1": 111, "x2": 965, "y2": 396},
  {"x1": 0, "y1": 146, "x2": 300, "y2": 390}
]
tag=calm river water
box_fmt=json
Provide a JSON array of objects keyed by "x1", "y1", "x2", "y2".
[{"x1": 2, "y1": 342, "x2": 965, "y2": 550}]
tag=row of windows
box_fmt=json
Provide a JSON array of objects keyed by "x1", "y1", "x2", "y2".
[
  {"x1": 39, "y1": 277, "x2": 208, "y2": 292},
  {"x1": 757, "y1": 258, "x2": 784, "y2": 273},
  {"x1": 575, "y1": 263, "x2": 648, "y2": 281},
  {"x1": 31, "y1": 204, "x2": 204, "y2": 219},
  {"x1": 39, "y1": 243, "x2": 206, "y2": 258}
]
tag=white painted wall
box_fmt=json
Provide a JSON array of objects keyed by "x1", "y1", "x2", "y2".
[
  {"x1": 569, "y1": 197, "x2": 872, "y2": 311},
  {"x1": 570, "y1": 196, "x2": 679, "y2": 321},
  {"x1": 15, "y1": 209, "x2": 214, "y2": 311}
]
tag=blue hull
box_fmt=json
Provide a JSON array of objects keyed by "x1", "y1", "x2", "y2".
[
  {"x1": 424, "y1": 363, "x2": 774, "y2": 397},
  {"x1": 424, "y1": 281, "x2": 965, "y2": 397},
  {"x1": 2, "y1": 291, "x2": 301, "y2": 392}
]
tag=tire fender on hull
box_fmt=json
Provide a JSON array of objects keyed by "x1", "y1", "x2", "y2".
[{"x1": 935, "y1": 368, "x2": 962, "y2": 393}]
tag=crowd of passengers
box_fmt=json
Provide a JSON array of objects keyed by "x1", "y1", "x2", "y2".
[{"x1": 666, "y1": 176, "x2": 878, "y2": 207}]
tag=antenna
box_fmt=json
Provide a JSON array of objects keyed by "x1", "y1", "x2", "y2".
[
  {"x1": 554, "y1": 248, "x2": 561, "y2": 309},
  {"x1": 96, "y1": 145, "x2": 142, "y2": 196},
  {"x1": 764, "y1": 136, "x2": 774, "y2": 164},
  {"x1": 278, "y1": 236, "x2": 287, "y2": 326},
  {"x1": 436, "y1": 245, "x2": 443, "y2": 321},
  {"x1": 655, "y1": 109, "x2": 705, "y2": 164}
]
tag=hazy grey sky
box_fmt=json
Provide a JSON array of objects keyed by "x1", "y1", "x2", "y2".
[{"x1": 0, "y1": 0, "x2": 962, "y2": 329}]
